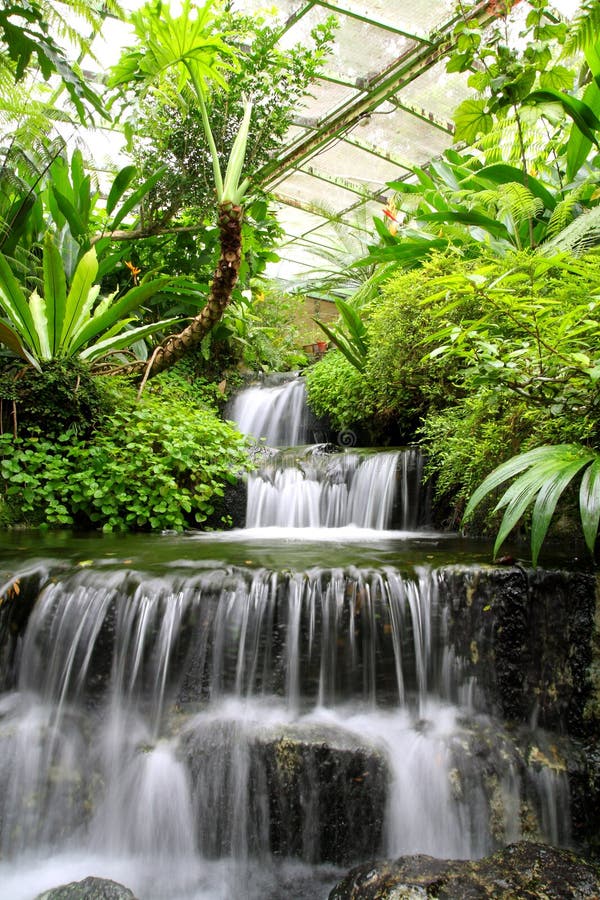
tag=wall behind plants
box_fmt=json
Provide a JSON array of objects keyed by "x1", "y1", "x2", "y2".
[{"x1": 0, "y1": 367, "x2": 251, "y2": 532}]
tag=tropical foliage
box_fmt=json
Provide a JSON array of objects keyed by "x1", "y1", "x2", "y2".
[
  {"x1": 0, "y1": 232, "x2": 174, "y2": 370},
  {"x1": 0, "y1": 372, "x2": 250, "y2": 531},
  {"x1": 463, "y1": 445, "x2": 600, "y2": 566}
]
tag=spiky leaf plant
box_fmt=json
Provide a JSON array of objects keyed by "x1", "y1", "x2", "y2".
[{"x1": 463, "y1": 444, "x2": 600, "y2": 564}]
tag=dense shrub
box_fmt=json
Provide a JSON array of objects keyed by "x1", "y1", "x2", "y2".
[
  {"x1": 0, "y1": 374, "x2": 250, "y2": 531},
  {"x1": 0, "y1": 358, "x2": 115, "y2": 438},
  {"x1": 305, "y1": 350, "x2": 371, "y2": 432},
  {"x1": 362, "y1": 253, "x2": 479, "y2": 437}
]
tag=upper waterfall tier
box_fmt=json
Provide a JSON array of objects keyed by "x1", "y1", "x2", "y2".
[{"x1": 229, "y1": 378, "x2": 312, "y2": 447}]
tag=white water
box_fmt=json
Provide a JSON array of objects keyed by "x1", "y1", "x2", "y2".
[
  {"x1": 246, "y1": 450, "x2": 417, "y2": 529},
  {"x1": 0, "y1": 563, "x2": 572, "y2": 898},
  {"x1": 229, "y1": 379, "x2": 310, "y2": 447},
  {"x1": 0, "y1": 380, "x2": 573, "y2": 898}
]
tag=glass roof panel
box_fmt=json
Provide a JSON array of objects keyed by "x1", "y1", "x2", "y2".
[
  {"x1": 279, "y1": 5, "x2": 414, "y2": 84},
  {"x1": 47, "y1": 0, "x2": 585, "y2": 280}
]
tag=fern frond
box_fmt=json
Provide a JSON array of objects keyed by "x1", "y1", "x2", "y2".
[
  {"x1": 563, "y1": 0, "x2": 600, "y2": 55},
  {"x1": 497, "y1": 182, "x2": 544, "y2": 226},
  {"x1": 539, "y1": 204, "x2": 600, "y2": 255}
]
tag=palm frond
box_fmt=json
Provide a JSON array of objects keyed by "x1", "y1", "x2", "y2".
[{"x1": 464, "y1": 444, "x2": 599, "y2": 565}]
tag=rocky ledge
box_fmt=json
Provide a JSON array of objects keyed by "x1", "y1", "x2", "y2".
[{"x1": 329, "y1": 841, "x2": 600, "y2": 899}]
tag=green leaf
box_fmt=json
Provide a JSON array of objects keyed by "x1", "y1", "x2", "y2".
[
  {"x1": 68, "y1": 276, "x2": 172, "y2": 354},
  {"x1": 51, "y1": 187, "x2": 87, "y2": 238},
  {"x1": 0, "y1": 320, "x2": 41, "y2": 370},
  {"x1": 530, "y1": 456, "x2": 592, "y2": 565},
  {"x1": 42, "y1": 232, "x2": 67, "y2": 355},
  {"x1": 468, "y1": 164, "x2": 557, "y2": 211},
  {"x1": 28, "y1": 289, "x2": 51, "y2": 360},
  {"x1": 579, "y1": 458, "x2": 600, "y2": 554},
  {"x1": 417, "y1": 210, "x2": 512, "y2": 240},
  {"x1": 109, "y1": 167, "x2": 166, "y2": 231},
  {"x1": 453, "y1": 99, "x2": 493, "y2": 144},
  {"x1": 80, "y1": 317, "x2": 180, "y2": 362},
  {"x1": 525, "y1": 90, "x2": 600, "y2": 148},
  {"x1": 106, "y1": 165, "x2": 138, "y2": 217},
  {"x1": 492, "y1": 474, "x2": 544, "y2": 560},
  {"x1": 566, "y1": 79, "x2": 600, "y2": 181},
  {"x1": 463, "y1": 445, "x2": 573, "y2": 521},
  {"x1": 0, "y1": 252, "x2": 38, "y2": 349},
  {"x1": 60, "y1": 246, "x2": 99, "y2": 348}
]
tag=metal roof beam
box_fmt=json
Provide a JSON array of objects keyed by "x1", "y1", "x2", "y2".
[{"x1": 315, "y1": 1, "x2": 434, "y2": 43}]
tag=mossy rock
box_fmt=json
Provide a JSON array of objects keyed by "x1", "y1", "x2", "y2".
[
  {"x1": 328, "y1": 841, "x2": 600, "y2": 899},
  {"x1": 35, "y1": 876, "x2": 137, "y2": 900}
]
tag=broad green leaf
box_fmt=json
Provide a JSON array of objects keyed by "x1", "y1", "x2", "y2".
[
  {"x1": 28, "y1": 290, "x2": 51, "y2": 360},
  {"x1": 109, "y1": 167, "x2": 166, "y2": 231},
  {"x1": 106, "y1": 165, "x2": 137, "y2": 216},
  {"x1": 335, "y1": 298, "x2": 368, "y2": 352},
  {"x1": 567, "y1": 79, "x2": 600, "y2": 181},
  {"x1": 70, "y1": 148, "x2": 85, "y2": 194},
  {"x1": 222, "y1": 97, "x2": 253, "y2": 203},
  {"x1": 453, "y1": 99, "x2": 493, "y2": 144},
  {"x1": 42, "y1": 232, "x2": 66, "y2": 355},
  {"x1": 313, "y1": 318, "x2": 365, "y2": 372},
  {"x1": 539, "y1": 65, "x2": 574, "y2": 92},
  {"x1": 51, "y1": 187, "x2": 87, "y2": 238},
  {"x1": 579, "y1": 457, "x2": 600, "y2": 554},
  {"x1": 466, "y1": 164, "x2": 557, "y2": 211},
  {"x1": 0, "y1": 320, "x2": 41, "y2": 370},
  {"x1": 68, "y1": 276, "x2": 172, "y2": 354},
  {"x1": 61, "y1": 246, "x2": 99, "y2": 347},
  {"x1": 0, "y1": 252, "x2": 39, "y2": 349},
  {"x1": 80, "y1": 317, "x2": 180, "y2": 362},
  {"x1": 525, "y1": 90, "x2": 600, "y2": 148},
  {"x1": 416, "y1": 210, "x2": 512, "y2": 241}
]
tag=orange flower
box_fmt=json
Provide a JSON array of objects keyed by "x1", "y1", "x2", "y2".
[{"x1": 125, "y1": 260, "x2": 141, "y2": 285}]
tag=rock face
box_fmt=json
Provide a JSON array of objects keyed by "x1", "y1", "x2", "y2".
[
  {"x1": 439, "y1": 567, "x2": 597, "y2": 735},
  {"x1": 35, "y1": 876, "x2": 137, "y2": 900},
  {"x1": 182, "y1": 719, "x2": 388, "y2": 865},
  {"x1": 328, "y1": 841, "x2": 600, "y2": 899}
]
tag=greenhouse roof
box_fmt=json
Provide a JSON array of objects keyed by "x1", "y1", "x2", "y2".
[{"x1": 84, "y1": 0, "x2": 578, "y2": 278}]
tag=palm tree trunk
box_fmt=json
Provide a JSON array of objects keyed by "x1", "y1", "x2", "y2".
[{"x1": 122, "y1": 201, "x2": 244, "y2": 381}]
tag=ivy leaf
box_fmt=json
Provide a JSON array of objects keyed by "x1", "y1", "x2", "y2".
[{"x1": 453, "y1": 99, "x2": 493, "y2": 144}]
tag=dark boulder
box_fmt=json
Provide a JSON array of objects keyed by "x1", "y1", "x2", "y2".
[
  {"x1": 329, "y1": 841, "x2": 600, "y2": 899},
  {"x1": 35, "y1": 876, "x2": 138, "y2": 900}
]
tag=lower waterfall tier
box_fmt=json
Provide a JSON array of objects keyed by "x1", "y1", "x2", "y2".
[{"x1": 0, "y1": 552, "x2": 596, "y2": 899}]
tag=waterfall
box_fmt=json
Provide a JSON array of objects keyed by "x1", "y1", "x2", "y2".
[
  {"x1": 229, "y1": 378, "x2": 310, "y2": 447},
  {"x1": 0, "y1": 375, "x2": 580, "y2": 898},
  {"x1": 0, "y1": 559, "x2": 574, "y2": 898},
  {"x1": 231, "y1": 378, "x2": 428, "y2": 530},
  {"x1": 246, "y1": 449, "x2": 420, "y2": 529}
]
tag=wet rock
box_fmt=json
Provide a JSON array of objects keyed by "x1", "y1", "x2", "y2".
[
  {"x1": 439, "y1": 566, "x2": 597, "y2": 735},
  {"x1": 181, "y1": 719, "x2": 387, "y2": 865},
  {"x1": 35, "y1": 876, "x2": 138, "y2": 899},
  {"x1": 328, "y1": 841, "x2": 600, "y2": 899}
]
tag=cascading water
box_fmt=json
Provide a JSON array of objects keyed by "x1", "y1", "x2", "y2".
[
  {"x1": 228, "y1": 378, "x2": 311, "y2": 447},
  {"x1": 0, "y1": 378, "x2": 577, "y2": 899}
]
